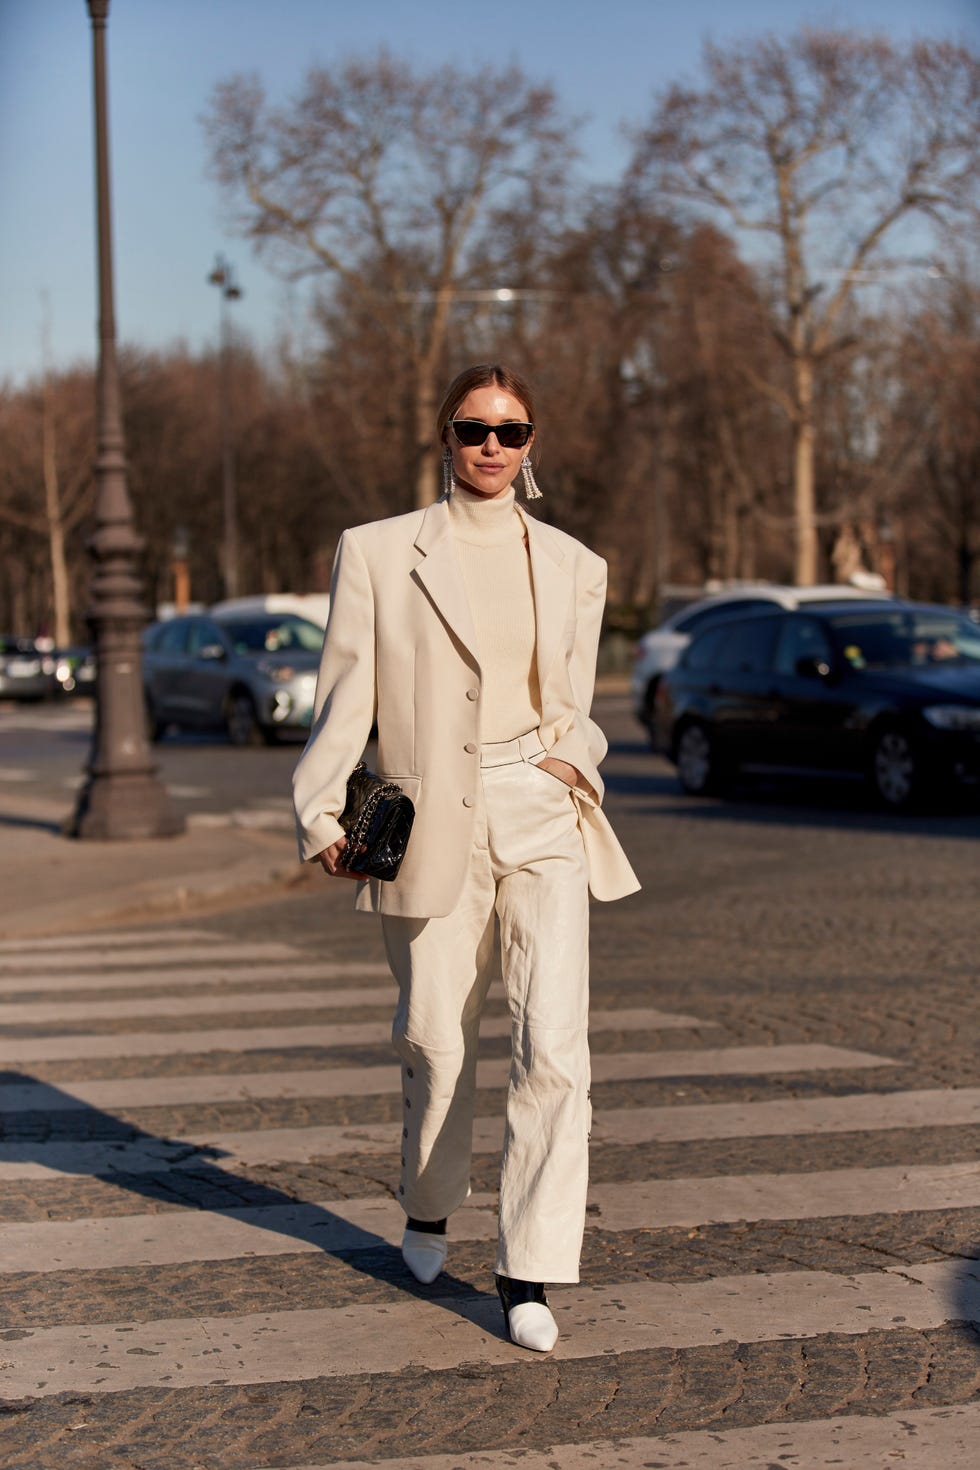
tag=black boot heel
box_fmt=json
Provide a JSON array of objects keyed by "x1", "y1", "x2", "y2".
[{"x1": 495, "y1": 1274, "x2": 558, "y2": 1352}]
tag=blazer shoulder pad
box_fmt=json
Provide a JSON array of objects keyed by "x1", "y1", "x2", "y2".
[
  {"x1": 343, "y1": 506, "x2": 428, "y2": 547},
  {"x1": 532, "y1": 518, "x2": 605, "y2": 576}
]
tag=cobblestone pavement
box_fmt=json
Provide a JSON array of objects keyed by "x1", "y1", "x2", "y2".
[{"x1": 0, "y1": 694, "x2": 977, "y2": 1468}]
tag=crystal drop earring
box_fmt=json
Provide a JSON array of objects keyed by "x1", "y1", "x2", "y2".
[
  {"x1": 521, "y1": 457, "x2": 543, "y2": 500},
  {"x1": 442, "y1": 448, "x2": 457, "y2": 496}
]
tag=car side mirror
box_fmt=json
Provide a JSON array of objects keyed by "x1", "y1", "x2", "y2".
[
  {"x1": 795, "y1": 655, "x2": 832, "y2": 680},
  {"x1": 198, "y1": 642, "x2": 227, "y2": 662}
]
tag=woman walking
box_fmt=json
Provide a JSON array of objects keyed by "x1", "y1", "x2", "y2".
[{"x1": 293, "y1": 364, "x2": 639, "y2": 1352}]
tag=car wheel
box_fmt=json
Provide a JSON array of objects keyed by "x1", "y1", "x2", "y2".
[
  {"x1": 144, "y1": 696, "x2": 164, "y2": 743},
  {"x1": 869, "y1": 726, "x2": 921, "y2": 811},
  {"x1": 641, "y1": 678, "x2": 660, "y2": 746},
  {"x1": 225, "y1": 690, "x2": 263, "y2": 747},
  {"x1": 675, "y1": 720, "x2": 722, "y2": 796}
]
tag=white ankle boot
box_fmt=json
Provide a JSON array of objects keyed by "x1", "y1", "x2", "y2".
[
  {"x1": 506, "y1": 1300, "x2": 559, "y2": 1352},
  {"x1": 401, "y1": 1228, "x2": 447, "y2": 1284}
]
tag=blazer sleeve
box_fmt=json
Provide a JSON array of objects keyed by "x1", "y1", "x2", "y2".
[
  {"x1": 292, "y1": 530, "x2": 378, "y2": 862},
  {"x1": 545, "y1": 554, "x2": 608, "y2": 801}
]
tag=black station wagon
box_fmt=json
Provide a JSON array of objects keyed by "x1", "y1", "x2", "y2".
[{"x1": 655, "y1": 601, "x2": 980, "y2": 810}]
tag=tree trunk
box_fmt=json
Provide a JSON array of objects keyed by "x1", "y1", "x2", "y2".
[
  {"x1": 414, "y1": 361, "x2": 440, "y2": 510},
  {"x1": 792, "y1": 356, "x2": 818, "y2": 585},
  {"x1": 42, "y1": 382, "x2": 73, "y2": 647}
]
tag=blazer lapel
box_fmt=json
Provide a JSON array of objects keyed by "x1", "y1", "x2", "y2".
[
  {"x1": 520, "y1": 508, "x2": 573, "y2": 695},
  {"x1": 413, "y1": 496, "x2": 481, "y2": 667}
]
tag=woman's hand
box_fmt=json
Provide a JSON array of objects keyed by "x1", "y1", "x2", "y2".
[
  {"x1": 316, "y1": 836, "x2": 362, "y2": 879},
  {"x1": 537, "y1": 756, "x2": 581, "y2": 788}
]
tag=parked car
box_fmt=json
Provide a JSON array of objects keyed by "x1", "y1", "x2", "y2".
[
  {"x1": 654, "y1": 601, "x2": 980, "y2": 810},
  {"x1": 631, "y1": 584, "x2": 894, "y2": 741},
  {"x1": 53, "y1": 646, "x2": 97, "y2": 696},
  {"x1": 0, "y1": 636, "x2": 57, "y2": 700},
  {"x1": 209, "y1": 593, "x2": 330, "y2": 629},
  {"x1": 143, "y1": 611, "x2": 323, "y2": 744}
]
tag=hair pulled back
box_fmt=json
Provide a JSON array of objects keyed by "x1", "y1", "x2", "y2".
[{"x1": 436, "y1": 364, "x2": 537, "y2": 447}]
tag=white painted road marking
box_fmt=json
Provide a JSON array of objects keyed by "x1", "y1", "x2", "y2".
[
  {"x1": 0, "y1": 1260, "x2": 976, "y2": 1397},
  {"x1": 1, "y1": 1164, "x2": 977, "y2": 1273},
  {"x1": 262, "y1": 1404, "x2": 980, "y2": 1470},
  {"x1": 2, "y1": 1089, "x2": 977, "y2": 1180}
]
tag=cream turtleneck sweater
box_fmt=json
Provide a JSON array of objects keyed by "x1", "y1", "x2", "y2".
[{"x1": 448, "y1": 485, "x2": 542, "y2": 743}]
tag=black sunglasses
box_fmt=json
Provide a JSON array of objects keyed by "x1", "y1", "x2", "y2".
[{"x1": 450, "y1": 418, "x2": 534, "y2": 449}]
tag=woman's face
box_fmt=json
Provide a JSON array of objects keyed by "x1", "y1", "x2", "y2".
[{"x1": 445, "y1": 385, "x2": 534, "y2": 500}]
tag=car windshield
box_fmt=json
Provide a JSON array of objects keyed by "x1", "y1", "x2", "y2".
[
  {"x1": 217, "y1": 615, "x2": 324, "y2": 655},
  {"x1": 829, "y1": 610, "x2": 980, "y2": 670}
]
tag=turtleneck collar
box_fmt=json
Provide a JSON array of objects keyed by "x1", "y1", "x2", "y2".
[{"x1": 447, "y1": 484, "x2": 522, "y2": 546}]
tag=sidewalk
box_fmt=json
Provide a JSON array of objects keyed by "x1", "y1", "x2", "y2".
[{"x1": 0, "y1": 786, "x2": 305, "y2": 941}]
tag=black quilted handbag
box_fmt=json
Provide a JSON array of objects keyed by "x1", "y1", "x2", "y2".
[{"x1": 338, "y1": 763, "x2": 415, "y2": 881}]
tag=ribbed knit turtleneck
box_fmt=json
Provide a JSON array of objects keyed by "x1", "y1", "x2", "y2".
[{"x1": 448, "y1": 485, "x2": 541, "y2": 742}]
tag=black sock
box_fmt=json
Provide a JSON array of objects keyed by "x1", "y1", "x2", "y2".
[{"x1": 406, "y1": 1217, "x2": 447, "y2": 1234}]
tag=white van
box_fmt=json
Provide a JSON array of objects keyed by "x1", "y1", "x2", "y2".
[{"x1": 209, "y1": 594, "x2": 330, "y2": 629}]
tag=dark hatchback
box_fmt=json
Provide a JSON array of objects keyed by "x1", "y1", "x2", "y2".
[
  {"x1": 655, "y1": 601, "x2": 980, "y2": 810},
  {"x1": 143, "y1": 611, "x2": 323, "y2": 745}
]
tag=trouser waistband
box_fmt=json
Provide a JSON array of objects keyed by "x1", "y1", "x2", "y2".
[{"x1": 479, "y1": 730, "x2": 545, "y2": 768}]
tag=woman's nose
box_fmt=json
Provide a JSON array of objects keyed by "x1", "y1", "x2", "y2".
[{"x1": 482, "y1": 431, "x2": 500, "y2": 452}]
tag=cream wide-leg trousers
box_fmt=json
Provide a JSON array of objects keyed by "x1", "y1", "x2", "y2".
[{"x1": 381, "y1": 731, "x2": 592, "y2": 1283}]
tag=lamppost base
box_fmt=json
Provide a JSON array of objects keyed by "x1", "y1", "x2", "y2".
[{"x1": 69, "y1": 771, "x2": 186, "y2": 841}]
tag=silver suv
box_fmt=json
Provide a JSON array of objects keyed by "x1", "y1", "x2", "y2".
[{"x1": 632, "y1": 585, "x2": 894, "y2": 741}]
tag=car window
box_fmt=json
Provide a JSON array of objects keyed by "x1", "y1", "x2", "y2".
[
  {"x1": 186, "y1": 619, "x2": 225, "y2": 656},
  {"x1": 675, "y1": 597, "x2": 773, "y2": 634},
  {"x1": 683, "y1": 624, "x2": 731, "y2": 671},
  {"x1": 715, "y1": 617, "x2": 781, "y2": 673},
  {"x1": 153, "y1": 620, "x2": 190, "y2": 656},
  {"x1": 831, "y1": 609, "x2": 980, "y2": 669},
  {"x1": 218, "y1": 615, "x2": 323, "y2": 655},
  {"x1": 773, "y1": 617, "x2": 833, "y2": 676}
]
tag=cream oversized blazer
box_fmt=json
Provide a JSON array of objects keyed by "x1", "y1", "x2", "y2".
[{"x1": 292, "y1": 493, "x2": 640, "y2": 918}]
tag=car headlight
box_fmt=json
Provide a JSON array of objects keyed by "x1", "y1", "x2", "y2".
[
  {"x1": 258, "y1": 661, "x2": 295, "y2": 682},
  {"x1": 922, "y1": 704, "x2": 980, "y2": 731}
]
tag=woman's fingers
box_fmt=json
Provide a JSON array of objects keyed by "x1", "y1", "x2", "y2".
[{"x1": 317, "y1": 837, "x2": 360, "y2": 879}]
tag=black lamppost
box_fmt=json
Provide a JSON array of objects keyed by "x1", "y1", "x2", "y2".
[
  {"x1": 208, "y1": 255, "x2": 243, "y2": 599},
  {"x1": 70, "y1": 0, "x2": 183, "y2": 839}
]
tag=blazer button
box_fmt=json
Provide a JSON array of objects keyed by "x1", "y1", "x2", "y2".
[
  {"x1": 466, "y1": 688, "x2": 479, "y2": 700},
  {"x1": 462, "y1": 795, "x2": 474, "y2": 807},
  {"x1": 464, "y1": 742, "x2": 477, "y2": 754}
]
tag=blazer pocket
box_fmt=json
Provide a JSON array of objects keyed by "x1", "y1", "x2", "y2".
[{"x1": 379, "y1": 774, "x2": 422, "y2": 802}]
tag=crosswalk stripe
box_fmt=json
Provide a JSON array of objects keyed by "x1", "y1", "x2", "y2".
[
  {"x1": 0, "y1": 1259, "x2": 975, "y2": 1398},
  {"x1": 0, "y1": 1044, "x2": 896, "y2": 1104},
  {"x1": 2, "y1": 1164, "x2": 977, "y2": 1273},
  {"x1": 0, "y1": 1007, "x2": 719, "y2": 1062},
  {"x1": 0, "y1": 961, "x2": 391, "y2": 994},
  {"x1": 0, "y1": 942, "x2": 302, "y2": 972},
  {"x1": 0, "y1": 989, "x2": 711, "y2": 1028},
  {"x1": 260, "y1": 1403, "x2": 980, "y2": 1470},
  {"x1": 3, "y1": 1088, "x2": 976, "y2": 1179},
  {"x1": 0, "y1": 927, "x2": 225, "y2": 955}
]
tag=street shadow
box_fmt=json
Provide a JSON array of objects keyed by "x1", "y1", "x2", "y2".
[
  {"x1": 605, "y1": 733, "x2": 980, "y2": 840},
  {"x1": 633, "y1": 785, "x2": 980, "y2": 841},
  {"x1": 950, "y1": 1251, "x2": 980, "y2": 1345},
  {"x1": 0, "y1": 813, "x2": 64, "y2": 834},
  {"x1": 0, "y1": 1069, "x2": 500, "y2": 1330}
]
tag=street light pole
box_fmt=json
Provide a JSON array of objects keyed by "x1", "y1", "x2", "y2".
[
  {"x1": 70, "y1": 0, "x2": 183, "y2": 840},
  {"x1": 208, "y1": 255, "x2": 243, "y2": 599}
]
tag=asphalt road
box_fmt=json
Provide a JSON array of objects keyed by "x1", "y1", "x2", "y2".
[{"x1": 0, "y1": 692, "x2": 977, "y2": 1467}]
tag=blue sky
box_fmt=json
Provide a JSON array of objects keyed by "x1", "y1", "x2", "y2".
[{"x1": 1, "y1": 0, "x2": 976, "y2": 385}]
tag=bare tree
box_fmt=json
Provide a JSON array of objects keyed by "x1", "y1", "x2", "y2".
[
  {"x1": 0, "y1": 369, "x2": 94, "y2": 642},
  {"x1": 203, "y1": 53, "x2": 576, "y2": 508},
  {"x1": 629, "y1": 30, "x2": 980, "y2": 583}
]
